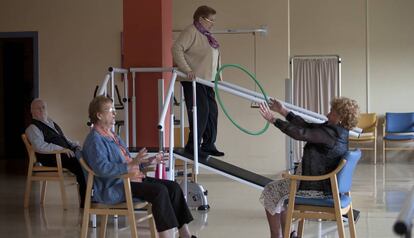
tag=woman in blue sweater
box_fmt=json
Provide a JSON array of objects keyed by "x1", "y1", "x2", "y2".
[{"x1": 82, "y1": 96, "x2": 196, "y2": 238}]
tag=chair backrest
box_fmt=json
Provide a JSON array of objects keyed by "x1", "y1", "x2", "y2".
[
  {"x1": 385, "y1": 112, "x2": 414, "y2": 133},
  {"x1": 357, "y1": 113, "x2": 377, "y2": 132},
  {"x1": 21, "y1": 134, "x2": 37, "y2": 164},
  {"x1": 78, "y1": 158, "x2": 96, "y2": 177},
  {"x1": 337, "y1": 149, "x2": 361, "y2": 193}
]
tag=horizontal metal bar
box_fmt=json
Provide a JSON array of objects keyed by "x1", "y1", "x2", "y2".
[
  {"x1": 108, "y1": 67, "x2": 129, "y2": 74},
  {"x1": 173, "y1": 27, "x2": 268, "y2": 35},
  {"x1": 130, "y1": 67, "x2": 175, "y2": 73}
]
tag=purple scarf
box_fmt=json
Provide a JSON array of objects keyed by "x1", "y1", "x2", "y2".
[{"x1": 194, "y1": 21, "x2": 220, "y2": 49}]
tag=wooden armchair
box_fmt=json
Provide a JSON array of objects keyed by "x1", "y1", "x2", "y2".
[
  {"x1": 283, "y1": 150, "x2": 361, "y2": 238},
  {"x1": 22, "y1": 134, "x2": 77, "y2": 210},
  {"x1": 79, "y1": 158, "x2": 156, "y2": 238}
]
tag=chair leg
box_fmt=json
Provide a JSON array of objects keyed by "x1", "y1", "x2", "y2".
[
  {"x1": 99, "y1": 215, "x2": 108, "y2": 238},
  {"x1": 24, "y1": 177, "x2": 32, "y2": 208},
  {"x1": 298, "y1": 218, "x2": 305, "y2": 238},
  {"x1": 283, "y1": 205, "x2": 295, "y2": 238},
  {"x1": 382, "y1": 141, "x2": 386, "y2": 164},
  {"x1": 374, "y1": 138, "x2": 377, "y2": 165},
  {"x1": 147, "y1": 205, "x2": 157, "y2": 238},
  {"x1": 335, "y1": 210, "x2": 346, "y2": 238},
  {"x1": 80, "y1": 210, "x2": 90, "y2": 238},
  {"x1": 40, "y1": 181, "x2": 47, "y2": 205},
  {"x1": 347, "y1": 207, "x2": 357, "y2": 238},
  {"x1": 128, "y1": 210, "x2": 138, "y2": 238},
  {"x1": 58, "y1": 177, "x2": 68, "y2": 210}
]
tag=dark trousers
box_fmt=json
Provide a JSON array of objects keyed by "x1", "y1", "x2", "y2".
[
  {"x1": 130, "y1": 177, "x2": 193, "y2": 232},
  {"x1": 36, "y1": 153, "x2": 86, "y2": 207},
  {"x1": 181, "y1": 81, "x2": 218, "y2": 150}
]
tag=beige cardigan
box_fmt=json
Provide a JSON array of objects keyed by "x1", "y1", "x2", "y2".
[{"x1": 172, "y1": 24, "x2": 221, "y2": 82}]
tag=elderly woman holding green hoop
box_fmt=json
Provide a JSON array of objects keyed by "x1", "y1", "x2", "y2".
[
  {"x1": 172, "y1": 5, "x2": 224, "y2": 157},
  {"x1": 259, "y1": 97, "x2": 359, "y2": 238}
]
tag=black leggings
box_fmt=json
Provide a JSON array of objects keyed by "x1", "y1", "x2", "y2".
[{"x1": 130, "y1": 177, "x2": 193, "y2": 232}]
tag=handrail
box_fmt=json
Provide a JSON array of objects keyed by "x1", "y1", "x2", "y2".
[
  {"x1": 97, "y1": 74, "x2": 111, "y2": 96},
  {"x1": 130, "y1": 67, "x2": 175, "y2": 73},
  {"x1": 394, "y1": 185, "x2": 414, "y2": 237},
  {"x1": 172, "y1": 70, "x2": 361, "y2": 137},
  {"x1": 157, "y1": 71, "x2": 178, "y2": 130}
]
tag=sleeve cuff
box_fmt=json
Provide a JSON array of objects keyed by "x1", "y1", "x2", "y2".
[{"x1": 285, "y1": 112, "x2": 295, "y2": 121}]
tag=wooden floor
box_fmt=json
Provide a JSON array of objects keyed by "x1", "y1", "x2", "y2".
[{"x1": 0, "y1": 160, "x2": 412, "y2": 238}]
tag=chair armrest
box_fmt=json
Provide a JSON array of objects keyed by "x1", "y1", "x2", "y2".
[
  {"x1": 42, "y1": 149, "x2": 72, "y2": 155},
  {"x1": 117, "y1": 172, "x2": 138, "y2": 179},
  {"x1": 282, "y1": 160, "x2": 346, "y2": 181}
]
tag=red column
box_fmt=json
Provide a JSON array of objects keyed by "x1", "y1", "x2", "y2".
[{"x1": 123, "y1": 0, "x2": 172, "y2": 148}]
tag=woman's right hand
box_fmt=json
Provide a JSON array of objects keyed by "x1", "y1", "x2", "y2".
[
  {"x1": 268, "y1": 98, "x2": 289, "y2": 117},
  {"x1": 187, "y1": 71, "x2": 196, "y2": 80}
]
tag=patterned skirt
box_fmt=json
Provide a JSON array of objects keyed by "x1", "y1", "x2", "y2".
[{"x1": 259, "y1": 164, "x2": 331, "y2": 215}]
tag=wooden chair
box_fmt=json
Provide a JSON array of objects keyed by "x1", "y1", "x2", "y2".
[
  {"x1": 349, "y1": 113, "x2": 378, "y2": 164},
  {"x1": 22, "y1": 134, "x2": 76, "y2": 210},
  {"x1": 79, "y1": 158, "x2": 157, "y2": 238},
  {"x1": 382, "y1": 112, "x2": 414, "y2": 163},
  {"x1": 283, "y1": 149, "x2": 361, "y2": 238}
]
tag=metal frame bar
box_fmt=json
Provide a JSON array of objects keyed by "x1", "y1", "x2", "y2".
[
  {"x1": 173, "y1": 26, "x2": 268, "y2": 36},
  {"x1": 394, "y1": 185, "x2": 414, "y2": 237}
]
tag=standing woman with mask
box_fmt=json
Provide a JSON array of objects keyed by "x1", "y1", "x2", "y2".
[{"x1": 172, "y1": 5, "x2": 224, "y2": 157}]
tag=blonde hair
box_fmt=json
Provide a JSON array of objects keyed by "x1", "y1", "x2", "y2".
[{"x1": 331, "y1": 97, "x2": 360, "y2": 130}]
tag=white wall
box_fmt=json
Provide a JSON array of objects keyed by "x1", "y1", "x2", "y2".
[
  {"x1": 0, "y1": 0, "x2": 123, "y2": 143},
  {"x1": 1, "y1": 0, "x2": 413, "y2": 172}
]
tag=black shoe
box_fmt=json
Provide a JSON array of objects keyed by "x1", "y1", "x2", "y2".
[
  {"x1": 184, "y1": 145, "x2": 209, "y2": 157},
  {"x1": 343, "y1": 209, "x2": 360, "y2": 223},
  {"x1": 201, "y1": 148, "x2": 225, "y2": 157}
]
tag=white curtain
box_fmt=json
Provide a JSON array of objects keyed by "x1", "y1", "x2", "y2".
[{"x1": 291, "y1": 57, "x2": 340, "y2": 163}]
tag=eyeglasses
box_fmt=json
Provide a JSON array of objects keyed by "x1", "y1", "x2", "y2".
[
  {"x1": 103, "y1": 107, "x2": 116, "y2": 114},
  {"x1": 203, "y1": 17, "x2": 215, "y2": 24}
]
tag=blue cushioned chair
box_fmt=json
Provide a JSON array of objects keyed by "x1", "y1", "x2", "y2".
[
  {"x1": 283, "y1": 149, "x2": 361, "y2": 238},
  {"x1": 383, "y1": 112, "x2": 414, "y2": 163}
]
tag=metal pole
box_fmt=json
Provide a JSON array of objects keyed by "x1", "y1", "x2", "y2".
[
  {"x1": 158, "y1": 79, "x2": 165, "y2": 152},
  {"x1": 157, "y1": 72, "x2": 177, "y2": 130},
  {"x1": 123, "y1": 73, "x2": 129, "y2": 147},
  {"x1": 394, "y1": 185, "x2": 414, "y2": 237},
  {"x1": 97, "y1": 74, "x2": 110, "y2": 96},
  {"x1": 192, "y1": 80, "x2": 199, "y2": 176},
  {"x1": 111, "y1": 71, "x2": 115, "y2": 101},
  {"x1": 132, "y1": 72, "x2": 137, "y2": 147},
  {"x1": 169, "y1": 92, "x2": 175, "y2": 181},
  {"x1": 130, "y1": 67, "x2": 174, "y2": 73}
]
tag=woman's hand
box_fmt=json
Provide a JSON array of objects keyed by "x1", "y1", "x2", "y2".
[
  {"x1": 187, "y1": 71, "x2": 196, "y2": 80},
  {"x1": 135, "y1": 148, "x2": 148, "y2": 160},
  {"x1": 148, "y1": 152, "x2": 169, "y2": 165},
  {"x1": 268, "y1": 98, "x2": 289, "y2": 117},
  {"x1": 259, "y1": 102, "x2": 276, "y2": 123},
  {"x1": 128, "y1": 165, "x2": 145, "y2": 183}
]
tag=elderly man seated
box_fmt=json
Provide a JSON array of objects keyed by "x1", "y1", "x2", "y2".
[{"x1": 25, "y1": 98, "x2": 86, "y2": 208}]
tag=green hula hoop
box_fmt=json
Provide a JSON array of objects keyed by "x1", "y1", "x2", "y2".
[{"x1": 214, "y1": 64, "x2": 269, "y2": 136}]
